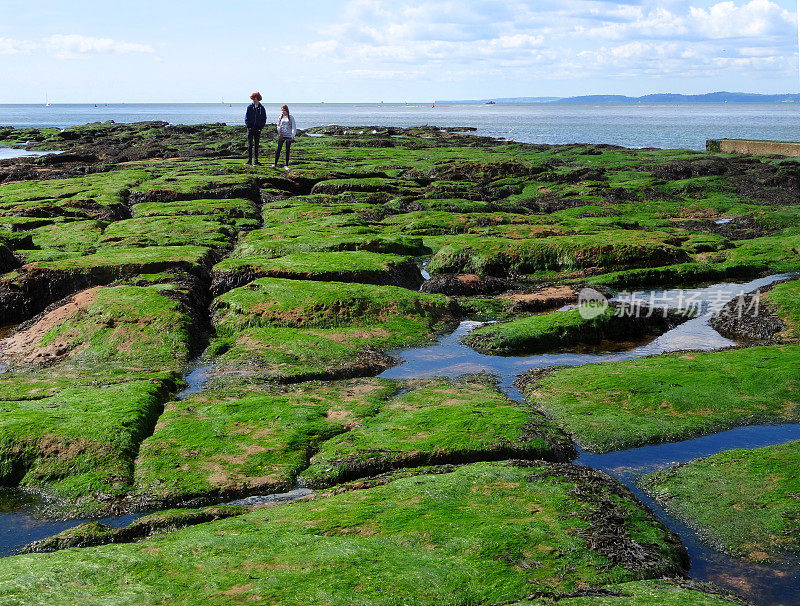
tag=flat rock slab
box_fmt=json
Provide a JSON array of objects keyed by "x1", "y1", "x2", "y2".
[
  {"x1": 129, "y1": 171, "x2": 259, "y2": 203},
  {"x1": 134, "y1": 379, "x2": 397, "y2": 506},
  {"x1": 463, "y1": 303, "x2": 688, "y2": 356},
  {"x1": 0, "y1": 462, "x2": 688, "y2": 605},
  {"x1": 131, "y1": 197, "x2": 259, "y2": 225},
  {"x1": 0, "y1": 245, "x2": 214, "y2": 324},
  {"x1": 208, "y1": 324, "x2": 405, "y2": 383},
  {"x1": 521, "y1": 345, "x2": 800, "y2": 452},
  {"x1": 211, "y1": 276, "x2": 454, "y2": 331},
  {"x1": 210, "y1": 251, "x2": 423, "y2": 295},
  {"x1": 301, "y1": 376, "x2": 576, "y2": 487},
  {"x1": 0, "y1": 378, "x2": 171, "y2": 511},
  {"x1": 207, "y1": 277, "x2": 456, "y2": 383},
  {"x1": 100, "y1": 216, "x2": 234, "y2": 250},
  {"x1": 426, "y1": 232, "x2": 689, "y2": 278},
  {"x1": 22, "y1": 504, "x2": 251, "y2": 554},
  {"x1": 0, "y1": 285, "x2": 196, "y2": 375},
  {"x1": 233, "y1": 230, "x2": 427, "y2": 257},
  {"x1": 642, "y1": 439, "x2": 800, "y2": 563},
  {"x1": 0, "y1": 169, "x2": 146, "y2": 219},
  {"x1": 208, "y1": 281, "x2": 454, "y2": 382}
]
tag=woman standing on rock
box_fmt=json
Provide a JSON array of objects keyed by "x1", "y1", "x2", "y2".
[
  {"x1": 273, "y1": 105, "x2": 296, "y2": 170},
  {"x1": 245, "y1": 92, "x2": 267, "y2": 166}
]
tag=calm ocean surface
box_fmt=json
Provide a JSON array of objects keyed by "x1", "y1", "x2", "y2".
[{"x1": 2, "y1": 103, "x2": 800, "y2": 150}]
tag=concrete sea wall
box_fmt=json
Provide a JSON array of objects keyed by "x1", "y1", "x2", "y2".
[{"x1": 707, "y1": 139, "x2": 800, "y2": 156}]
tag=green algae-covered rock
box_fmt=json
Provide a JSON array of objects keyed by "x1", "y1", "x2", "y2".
[
  {"x1": 0, "y1": 379, "x2": 170, "y2": 507},
  {"x1": 100, "y1": 216, "x2": 234, "y2": 250},
  {"x1": 301, "y1": 376, "x2": 575, "y2": 487},
  {"x1": 207, "y1": 278, "x2": 455, "y2": 382},
  {"x1": 521, "y1": 345, "x2": 800, "y2": 452},
  {"x1": 136, "y1": 377, "x2": 574, "y2": 505},
  {"x1": 211, "y1": 277, "x2": 454, "y2": 331},
  {"x1": 208, "y1": 321, "x2": 422, "y2": 383},
  {"x1": 232, "y1": 230, "x2": 427, "y2": 257},
  {"x1": 0, "y1": 284, "x2": 198, "y2": 375},
  {"x1": 463, "y1": 304, "x2": 688, "y2": 355},
  {"x1": 26, "y1": 220, "x2": 105, "y2": 256},
  {"x1": 211, "y1": 251, "x2": 423, "y2": 294},
  {"x1": 0, "y1": 245, "x2": 214, "y2": 324},
  {"x1": 0, "y1": 462, "x2": 688, "y2": 605},
  {"x1": 134, "y1": 379, "x2": 396, "y2": 504},
  {"x1": 426, "y1": 231, "x2": 689, "y2": 277},
  {"x1": 643, "y1": 440, "x2": 800, "y2": 562},
  {"x1": 725, "y1": 232, "x2": 800, "y2": 274},
  {"x1": 132, "y1": 197, "x2": 258, "y2": 226},
  {"x1": 23, "y1": 505, "x2": 251, "y2": 554},
  {"x1": 0, "y1": 169, "x2": 148, "y2": 218}
]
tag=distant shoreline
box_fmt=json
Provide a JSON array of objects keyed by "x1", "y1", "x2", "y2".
[
  {"x1": 2, "y1": 92, "x2": 800, "y2": 107},
  {"x1": 436, "y1": 92, "x2": 800, "y2": 105}
]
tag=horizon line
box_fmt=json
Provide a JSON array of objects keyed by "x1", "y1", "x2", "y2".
[{"x1": 3, "y1": 91, "x2": 800, "y2": 106}]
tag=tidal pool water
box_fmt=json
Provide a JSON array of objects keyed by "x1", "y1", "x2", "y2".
[
  {"x1": 383, "y1": 274, "x2": 792, "y2": 388},
  {"x1": 0, "y1": 489, "x2": 144, "y2": 557},
  {"x1": 0, "y1": 148, "x2": 58, "y2": 160},
  {"x1": 176, "y1": 362, "x2": 215, "y2": 400}
]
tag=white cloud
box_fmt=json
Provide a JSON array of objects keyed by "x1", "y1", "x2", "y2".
[
  {"x1": 306, "y1": 39, "x2": 340, "y2": 57},
  {"x1": 43, "y1": 34, "x2": 154, "y2": 59},
  {"x1": 690, "y1": 0, "x2": 794, "y2": 38},
  {"x1": 292, "y1": 0, "x2": 798, "y2": 86},
  {"x1": 582, "y1": 0, "x2": 793, "y2": 42},
  {"x1": 0, "y1": 37, "x2": 38, "y2": 55}
]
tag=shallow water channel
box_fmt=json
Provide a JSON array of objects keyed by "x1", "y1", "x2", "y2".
[
  {"x1": 0, "y1": 149, "x2": 59, "y2": 160},
  {"x1": 0, "y1": 325, "x2": 14, "y2": 374},
  {"x1": 1, "y1": 274, "x2": 798, "y2": 603},
  {"x1": 381, "y1": 272, "x2": 799, "y2": 605},
  {"x1": 0, "y1": 490, "x2": 141, "y2": 556}
]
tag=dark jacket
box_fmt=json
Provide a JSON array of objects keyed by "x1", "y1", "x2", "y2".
[{"x1": 245, "y1": 103, "x2": 267, "y2": 130}]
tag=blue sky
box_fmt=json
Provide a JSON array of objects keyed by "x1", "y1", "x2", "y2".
[{"x1": 1, "y1": 0, "x2": 798, "y2": 102}]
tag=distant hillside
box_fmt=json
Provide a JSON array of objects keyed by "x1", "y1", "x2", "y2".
[
  {"x1": 437, "y1": 92, "x2": 800, "y2": 105},
  {"x1": 555, "y1": 92, "x2": 800, "y2": 104}
]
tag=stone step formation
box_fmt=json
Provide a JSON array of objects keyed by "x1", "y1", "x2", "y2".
[{"x1": 0, "y1": 120, "x2": 796, "y2": 604}]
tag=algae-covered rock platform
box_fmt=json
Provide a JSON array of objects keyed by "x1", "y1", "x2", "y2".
[{"x1": 0, "y1": 121, "x2": 796, "y2": 604}]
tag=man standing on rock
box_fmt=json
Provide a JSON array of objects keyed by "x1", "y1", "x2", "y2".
[{"x1": 245, "y1": 92, "x2": 267, "y2": 166}]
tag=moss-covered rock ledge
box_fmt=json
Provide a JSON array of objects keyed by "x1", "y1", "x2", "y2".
[
  {"x1": 642, "y1": 440, "x2": 800, "y2": 563},
  {"x1": 0, "y1": 120, "x2": 799, "y2": 602},
  {"x1": 518, "y1": 345, "x2": 800, "y2": 452},
  {"x1": 0, "y1": 462, "x2": 689, "y2": 605},
  {"x1": 134, "y1": 377, "x2": 575, "y2": 507}
]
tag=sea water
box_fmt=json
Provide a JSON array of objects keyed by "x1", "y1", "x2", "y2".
[{"x1": 2, "y1": 102, "x2": 800, "y2": 150}]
